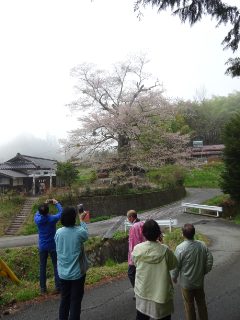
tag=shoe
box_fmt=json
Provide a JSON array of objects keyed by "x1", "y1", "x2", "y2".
[
  {"x1": 40, "y1": 288, "x2": 47, "y2": 295},
  {"x1": 53, "y1": 288, "x2": 61, "y2": 294}
]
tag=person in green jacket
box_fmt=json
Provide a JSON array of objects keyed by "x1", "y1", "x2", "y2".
[
  {"x1": 132, "y1": 219, "x2": 178, "y2": 320},
  {"x1": 171, "y1": 223, "x2": 213, "y2": 320}
]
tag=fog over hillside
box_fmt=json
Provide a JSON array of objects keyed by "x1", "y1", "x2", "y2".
[{"x1": 0, "y1": 134, "x2": 65, "y2": 162}]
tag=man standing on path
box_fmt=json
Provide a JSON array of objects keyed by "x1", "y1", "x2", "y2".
[
  {"x1": 34, "y1": 199, "x2": 62, "y2": 294},
  {"x1": 171, "y1": 223, "x2": 213, "y2": 320},
  {"x1": 127, "y1": 210, "x2": 145, "y2": 289}
]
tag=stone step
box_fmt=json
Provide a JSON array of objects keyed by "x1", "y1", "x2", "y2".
[
  {"x1": 14, "y1": 215, "x2": 28, "y2": 219},
  {"x1": 4, "y1": 197, "x2": 39, "y2": 236}
]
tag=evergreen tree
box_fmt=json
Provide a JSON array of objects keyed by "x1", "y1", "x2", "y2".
[
  {"x1": 221, "y1": 112, "x2": 240, "y2": 201},
  {"x1": 56, "y1": 161, "x2": 79, "y2": 187}
]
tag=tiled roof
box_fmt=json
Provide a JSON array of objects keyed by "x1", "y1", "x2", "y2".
[
  {"x1": 20, "y1": 155, "x2": 57, "y2": 169},
  {"x1": 0, "y1": 163, "x2": 36, "y2": 170},
  {"x1": 191, "y1": 144, "x2": 224, "y2": 151},
  {"x1": 0, "y1": 153, "x2": 57, "y2": 170},
  {"x1": 0, "y1": 170, "x2": 28, "y2": 178},
  {"x1": 190, "y1": 144, "x2": 224, "y2": 157}
]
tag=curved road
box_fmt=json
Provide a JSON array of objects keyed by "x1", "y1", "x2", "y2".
[
  {"x1": 2, "y1": 188, "x2": 240, "y2": 319},
  {"x1": 0, "y1": 188, "x2": 222, "y2": 248}
]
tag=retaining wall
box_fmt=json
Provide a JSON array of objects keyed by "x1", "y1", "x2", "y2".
[
  {"x1": 75, "y1": 186, "x2": 186, "y2": 217},
  {"x1": 86, "y1": 238, "x2": 128, "y2": 267}
]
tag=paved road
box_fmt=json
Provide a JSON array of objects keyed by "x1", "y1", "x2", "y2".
[
  {"x1": 0, "y1": 188, "x2": 222, "y2": 249},
  {"x1": 4, "y1": 188, "x2": 240, "y2": 319},
  {"x1": 3, "y1": 186, "x2": 240, "y2": 320},
  {"x1": 3, "y1": 213, "x2": 240, "y2": 319}
]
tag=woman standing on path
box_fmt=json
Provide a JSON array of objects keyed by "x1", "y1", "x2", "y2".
[
  {"x1": 55, "y1": 207, "x2": 88, "y2": 320},
  {"x1": 132, "y1": 219, "x2": 177, "y2": 320}
]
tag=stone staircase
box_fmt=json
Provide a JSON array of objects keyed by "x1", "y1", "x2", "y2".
[{"x1": 5, "y1": 197, "x2": 38, "y2": 236}]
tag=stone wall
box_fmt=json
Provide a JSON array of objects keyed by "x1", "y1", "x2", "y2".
[
  {"x1": 76, "y1": 186, "x2": 186, "y2": 217},
  {"x1": 86, "y1": 237, "x2": 128, "y2": 267}
]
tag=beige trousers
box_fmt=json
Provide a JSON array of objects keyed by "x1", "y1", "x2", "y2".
[{"x1": 181, "y1": 287, "x2": 208, "y2": 320}]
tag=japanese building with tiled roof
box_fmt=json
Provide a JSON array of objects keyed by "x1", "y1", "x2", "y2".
[{"x1": 0, "y1": 153, "x2": 57, "y2": 195}]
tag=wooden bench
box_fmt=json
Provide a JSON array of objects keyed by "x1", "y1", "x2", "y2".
[
  {"x1": 124, "y1": 218, "x2": 178, "y2": 233},
  {"x1": 182, "y1": 202, "x2": 222, "y2": 217}
]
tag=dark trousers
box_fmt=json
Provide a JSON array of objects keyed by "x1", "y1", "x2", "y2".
[
  {"x1": 181, "y1": 287, "x2": 208, "y2": 320},
  {"x1": 39, "y1": 250, "x2": 60, "y2": 291},
  {"x1": 59, "y1": 275, "x2": 86, "y2": 320},
  {"x1": 128, "y1": 264, "x2": 136, "y2": 288},
  {"x1": 136, "y1": 310, "x2": 171, "y2": 320}
]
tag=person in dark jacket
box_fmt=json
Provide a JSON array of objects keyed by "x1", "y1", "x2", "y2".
[{"x1": 34, "y1": 198, "x2": 62, "y2": 294}]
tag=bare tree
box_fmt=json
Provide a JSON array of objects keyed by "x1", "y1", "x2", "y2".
[{"x1": 63, "y1": 56, "x2": 189, "y2": 166}]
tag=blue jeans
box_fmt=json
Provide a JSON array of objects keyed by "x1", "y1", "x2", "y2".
[
  {"x1": 39, "y1": 250, "x2": 60, "y2": 291},
  {"x1": 59, "y1": 275, "x2": 86, "y2": 320}
]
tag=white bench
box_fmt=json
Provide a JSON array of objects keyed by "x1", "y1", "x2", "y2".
[
  {"x1": 182, "y1": 202, "x2": 222, "y2": 217},
  {"x1": 124, "y1": 218, "x2": 178, "y2": 233}
]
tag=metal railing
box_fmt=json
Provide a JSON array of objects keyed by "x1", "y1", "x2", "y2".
[
  {"x1": 182, "y1": 202, "x2": 222, "y2": 217},
  {"x1": 124, "y1": 218, "x2": 178, "y2": 232}
]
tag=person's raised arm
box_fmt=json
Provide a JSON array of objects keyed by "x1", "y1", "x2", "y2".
[
  {"x1": 51, "y1": 199, "x2": 62, "y2": 221},
  {"x1": 77, "y1": 212, "x2": 88, "y2": 242}
]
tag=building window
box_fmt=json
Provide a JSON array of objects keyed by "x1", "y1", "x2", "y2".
[
  {"x1": 0, "y1": 177, "x2": 10, "y2": 185},
  {"x1": 13, "y1": 178, "x2": 23, "y2": 186}
]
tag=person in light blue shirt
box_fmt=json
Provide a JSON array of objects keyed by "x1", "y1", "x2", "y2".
[
  {"x1": 55, "y1": 206, "x2": 88, "y2": 320},
  {"x1": 34, "y1": 199, "x2": 62, "y2": 294}
]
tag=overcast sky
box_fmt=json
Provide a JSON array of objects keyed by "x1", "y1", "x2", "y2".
[{"x1": 0, "y1": 0, "x2": 239, "y2": 146}]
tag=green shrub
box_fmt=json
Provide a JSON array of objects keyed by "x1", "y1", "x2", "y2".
[
  {"x1": 77, "y1": 168, "x2": 97, "y2": 185},
  {"x1": 112, "y1": 231, "x2": 128, "y2": 240},
  {"x1": 147, "y1": 165, "x2": 187, "y2": 189}
]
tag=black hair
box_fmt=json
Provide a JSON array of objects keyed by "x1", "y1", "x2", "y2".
[
  {"x1": 61, "y1": 207, "x2": 76, "y2": 227},
  {"x1": 78, "y1": 204, "x2": 84, "y2": 214},
  {"x1": 142, "y1": 219, "x2": 161, "y2": 241},
  {"x1": 38, "y1": 203, "x2": 49, "y2": 215},
  {"x1": 182, "y1": 223, "x2": 195, "y2": 240}
]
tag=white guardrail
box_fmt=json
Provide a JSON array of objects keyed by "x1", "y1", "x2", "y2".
[
  {"x1": 182, "y1": 202, "x2": 223, "y2": 217},
  {"x1": 124, "y1": 218, "x2": 178, "y2": 233}
]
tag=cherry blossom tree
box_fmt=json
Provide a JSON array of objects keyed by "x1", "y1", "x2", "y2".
[{"x1": 63, "y1": 56, "x2": 189, "y2": 166}]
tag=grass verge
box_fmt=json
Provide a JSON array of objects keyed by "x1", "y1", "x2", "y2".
[{"x1": 184, "y1": 162, "x2": 224, "y2": 188}]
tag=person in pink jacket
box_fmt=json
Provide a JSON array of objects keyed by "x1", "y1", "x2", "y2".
[{"x1": 127, "y1": 210, "x2": 145, "y2": 290}]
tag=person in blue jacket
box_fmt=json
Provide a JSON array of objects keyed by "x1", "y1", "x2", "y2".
[{"x1": 34, "y1": 198, "x2": 62, "y2": 294}]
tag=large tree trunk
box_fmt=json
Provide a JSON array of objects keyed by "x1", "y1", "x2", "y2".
[{"x1": 117, "y1": 134, "x2": 130, "y2": 158}]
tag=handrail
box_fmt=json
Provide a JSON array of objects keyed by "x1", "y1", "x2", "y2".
[
  {"x1": 182, "y1": 202, "x2": 222, "y2": 217},
  {"x1": 124, "y1": 218, "x2": 178, "y2": 232}
]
